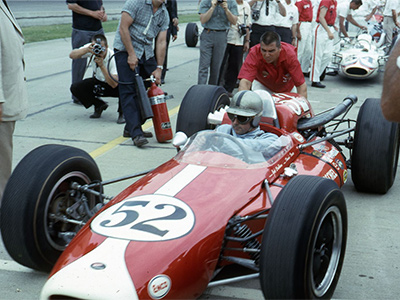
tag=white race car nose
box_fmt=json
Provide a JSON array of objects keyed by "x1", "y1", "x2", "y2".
[{"x1": 41, "y1": 238, "x2": 138, "y2": 300}]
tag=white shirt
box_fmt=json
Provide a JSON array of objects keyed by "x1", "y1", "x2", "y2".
[
  {"x1": 335, "y1": 1, "x2": 351, "y2": 27},
  {"x1": 251, "y1": 0, "x2": 284, "y2": 25},
  {"x1": 80, "y1": 43, "x2": 118, "y2": 82},
  {"x1": 383, "y1": 0, "x2": 400, "y2": 16},
  {"x1": 227, "y1": 2, "x2": 252, "y2": 45}
]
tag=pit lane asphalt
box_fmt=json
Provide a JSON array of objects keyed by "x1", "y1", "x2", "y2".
[{"x1": 0, "y1": 21, "x2": 399, "y2": 300}]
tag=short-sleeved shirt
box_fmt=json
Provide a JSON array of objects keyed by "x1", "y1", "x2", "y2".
[
  {"x1": 66, "y1": 0, "x2": 103, "y2": 31},
  {"x1": 198, "y1": 0, "x2": 238, "y2": 30},
  {"x1": 316, "y1": 0, "x2": 337, "y2": 25},
  {"x1": 113, "y1": 0, "x2": 169, "y2": 60},
  {"x1": 383, "y1": 0, "x2": 400, "y2": 16},
  {"x1": 335, "y1": 1, "x2": 351, "y2": 26},
  {"x1": 296, "y1": 0, "x2": 313, "y2": 22},
  {"x1": 79, "y1": 43, "x2": 117, "y2": 82},
  {"x1": 251, "y1": 0, "x2": 283, "y2": 26},
  {"x1": 238, "y1": 42, "x2": 305, "y2": 93},
  {"x1": 227, "y1": 2, "x2": 251, "y2": 45}
]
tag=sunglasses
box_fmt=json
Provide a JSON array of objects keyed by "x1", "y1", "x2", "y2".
[{"x1": 227, "y1": 113, "x2": 252, "y2": 124}]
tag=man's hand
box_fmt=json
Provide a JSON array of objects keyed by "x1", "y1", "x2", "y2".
[
  {"x1": 211, "y1": 0, "x2": 218, "y2": 7},
  {"x1": 297, "y1": 31, "x2": 302, "y2": 41},
  {"x1": 172, "y1": 17, "x2": 179, "y2": 27},
  {"x1": 328, "y1": 31, "x2": 334, "y2": 40},
  {"x1": 94, "y1": 56, "x2": 104, "y2": 67},
  {"x1": 151, "y1": 68, "x2": 162, "y2": 85},
  {"x1": 127, "y1": 54, "x2": 138, "y2": 71},
  {"x1": 91, "y1": 9, "x2": 105, "y2": 21}
]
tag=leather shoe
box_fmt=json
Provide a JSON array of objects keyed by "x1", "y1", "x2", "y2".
[
  {"x1": 311, "y1": 82, "x2": 326, "y2": 88},
  {"x1": 124, "y1": 130, "x2": 153, "y2": 138},
  {"x1": 133, "y1": 135, "x2": 149, "y2": 147},
  {"x1": 117, "y1": 114, "x2": 125, "y2": 124},
  {"x1": 90, "y1": 103, "x2": 108, "y2": 118}
]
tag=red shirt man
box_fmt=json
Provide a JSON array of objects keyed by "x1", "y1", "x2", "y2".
[
  {"x1": 296, "y1": 0, "x2": 313, "y2": 22},
  {"x1": 238, "y1": 31, "x2": 307, "y2": 98},
  {"x1": 316, "y1": 0, "x2": 337, "y2": 25}
]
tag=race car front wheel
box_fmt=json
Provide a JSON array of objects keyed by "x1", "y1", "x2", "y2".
[
  {"x1": 0, "y1": 144, "x2": 102, "y2": 272},
  {"x1": 259, "y1": 175, "x2": 347, "y2": 299},
  {"x1": 351, "y1": 98, "x2": 400, "y2": 194},
  {"x1": 176, "y1": 84, "x2": 230, "y2": 137}
]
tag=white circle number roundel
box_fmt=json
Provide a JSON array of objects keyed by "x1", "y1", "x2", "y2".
[{"x1": 91, "y1": 195, "x2": 195, "y2": 241}]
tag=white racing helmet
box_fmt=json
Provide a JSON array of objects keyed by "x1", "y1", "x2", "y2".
[{"x1": 227, "y1": 90, "x2": 263, "y2": 127}]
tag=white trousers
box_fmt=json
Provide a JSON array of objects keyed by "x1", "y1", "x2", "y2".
[
  {"x1": 310, "y1": 24, "x2": 334, "y2": 83},
  {"x1": 297, "y1": 22, "x2": 313, "y2": 73}
]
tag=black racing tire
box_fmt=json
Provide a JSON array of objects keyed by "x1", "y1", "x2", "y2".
[
  {"x1": 185, "y1": 22, "x2": 199, "y2": 47},
  {"x1": 260, "y1": 175, "x2": 347, "y2": 299},
  {"x1": 176, "y1": 84, "x2": 230, "y2": 137},
  {"x1": 0, "y1": 144, "x2": 102, "y2": 272},
  {"x1": 351, "y1": 98, "x2": 400, "y2": 194}
]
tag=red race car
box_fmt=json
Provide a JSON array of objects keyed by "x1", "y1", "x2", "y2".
[{"x1": 1, "y1": 85, "x2": 398, "y2": 299}]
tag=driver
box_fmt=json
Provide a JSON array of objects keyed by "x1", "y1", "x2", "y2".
[{"x1": 216, "y1": 90, "x2": 281, "y2": 158}]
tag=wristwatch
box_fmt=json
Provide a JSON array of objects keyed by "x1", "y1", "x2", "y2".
[{"x1": 157, "y1": 65, "x2": 164, "y2": 70}]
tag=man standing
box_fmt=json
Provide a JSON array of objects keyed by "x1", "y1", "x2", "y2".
[
  {"x1": 0, "y1": 0, "x2": 28, "y2": 203},
  {"x1": 67, "y1": 0, "x2": 107, "y2": 104},
  {"x1": 113, "y1": 0, "x2": 169, "y2": 147},
  {"x1": 383, "y1": 0, "x2": 400, "y2": 47},
  {"x1": 198, "y1": 0, "x2": 238, "y2": 85},
  {"x1": 238, "y1": 31, "x2": 307, "y2": 99},
  {"x1": 337, "y1": 0, "x2": 366, "y2": 38},
  {"x1": 248, "y1": 0, "x2": 286, "y2": 48},
  {"x1": 310, "y1": 0, "x2": 337, "y2": 88},
  {"x1": 161, "y1": 0, "x2": 179, "y2": 84},
  {"x1": 296, "y1": 0, "x2": 313, "y2": 75}
]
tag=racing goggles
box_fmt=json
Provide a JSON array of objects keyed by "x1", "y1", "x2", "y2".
[{"x1": 227, "y1": 113, "x2": 252, "y2": 124}]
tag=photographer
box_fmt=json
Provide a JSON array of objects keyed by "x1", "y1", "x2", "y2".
[
  {"x1": 218, "y1": 0, "x2": 251, "y2": 97},
  {"x1": 69, "y1": 34, "x2": 123, "y2": 122},
  {"x1": 198, "y1": 0, "x2": 238, "y2": 85}
]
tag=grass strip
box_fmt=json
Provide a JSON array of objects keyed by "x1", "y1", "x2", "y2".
[{"x1": 22, "y1": 14, "x2": 199, "y2": 43}]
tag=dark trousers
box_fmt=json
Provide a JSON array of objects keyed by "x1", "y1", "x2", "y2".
[
  {"x1": 275, "y1": 26, "x2": 292, "y2": 44},
  {"x1": 250, "y1": 24, "x2": 276, "y2": 48},
  {"x1": 70, "y1": 77, "x2": 121, "y2": 112},
  {"x1": 114, "y1": 50, "x2": 157, "y2": 139},
  {"x1": 218, "y1": 44, "x2": 244, "y2": 93}
]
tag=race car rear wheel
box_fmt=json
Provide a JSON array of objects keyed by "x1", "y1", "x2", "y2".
[
  {"x1": 259, "y1": 175, "x2": 347, "y2": 299},
  {"x1": 351, "y1": 98, "x2": 400, "y2": 194},
  {"x1": 0, "y1": 144, "x2": 102, "y2": 272},
  {"x1": 176, "y1": 84, "x2": 230, "y2": 137},
  {"x1": 185, "y1": 22, "x2": 199, "y2": 47}
]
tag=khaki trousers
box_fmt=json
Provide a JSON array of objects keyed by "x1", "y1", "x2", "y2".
[{"x1": 0, "y1": 121, "x2": 15, "y2": 205}]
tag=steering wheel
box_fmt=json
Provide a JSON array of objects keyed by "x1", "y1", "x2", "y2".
[{"x1": 206, "y1": 132, "x2": 250, "y2": 163}]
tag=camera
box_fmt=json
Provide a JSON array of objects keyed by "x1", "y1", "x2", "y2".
[
  {"x1": 217, "y1": 0, "x2": 223, "y2": 4},
  {"x1": 93, "y1": 43, "x2": 105, "y2": 55},
  {"x1": 238, "y1": 24, "x2": 248, "y2": 36},
  {"x1": 92, "y1": 38, "x2": 105, "y2": 56},
  {"x1": 93, "y1": 84, "x2": 105, "y2": 96},
  {"x1": 251, "y1": 10, "x2": 260, "y2": 21}
]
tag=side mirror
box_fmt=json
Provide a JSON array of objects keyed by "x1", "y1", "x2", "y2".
[{"x1": 173, "y1": 131, "x2": 188, "y2": 150}]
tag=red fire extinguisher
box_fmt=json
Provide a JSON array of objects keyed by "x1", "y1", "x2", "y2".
[{"x1": 147, "y1": 78, "x2": 173, "y2": 143}]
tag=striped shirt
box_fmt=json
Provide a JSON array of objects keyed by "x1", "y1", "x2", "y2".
[{"x1": 113, "y1": 0, "x2": 169, "y2": 60}]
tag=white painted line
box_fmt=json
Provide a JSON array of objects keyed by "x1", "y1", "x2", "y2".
[{"x1": 0, "y1": 259, "x2": 35, "y2": 273}]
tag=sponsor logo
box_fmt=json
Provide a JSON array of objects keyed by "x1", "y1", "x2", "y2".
[
  {"x1": 343, "y1": 169, "x2": 348, "y2": 182},
  {"x1": 148, "y1": 275, "x2": 171, "y2": 299},
  {"x1": 323, "y1": 169, "x2": 338, "y2": 180},
  {"x1": 293, "y1": 132, "x2": 304, "y2": 143},
  {"x1": 161, "y1": 122, "x2": 171, "y2": 129}
]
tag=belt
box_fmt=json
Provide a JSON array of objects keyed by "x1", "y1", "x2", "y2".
[{"x1": 204, "y1": 28, "x2": 227, "y2": 33}]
